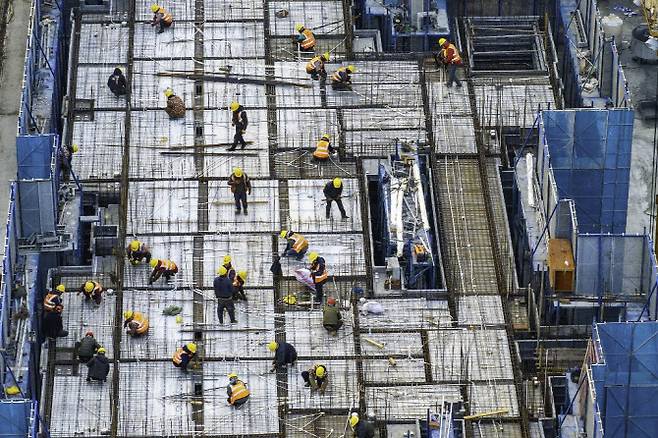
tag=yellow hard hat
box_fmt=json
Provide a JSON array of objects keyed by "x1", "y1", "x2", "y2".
[
  {"x1": 308, "y1": 252, "x2": 319, "y2": 262},
  {"x1": 186, "y1": 342, "x2": 197, "y2": 353},
  {"x1": 72, "y1": 144, "x2": 79, "y2": 153},
  {"x1": 321, "y1": 134, "x2": 330, "y2": 140},
  {"x1": 280, "y1": 230, "x2": 289, "y2": 239},
  {"x1": 333, "y1": 177, "x2": 342, "y2": 188},
  {"x1": 5, "y1": 386, "x2": 20, "y2": 396},
  {"x1": 150, "y1": 258, "x2": 158, "y2": 268},
  {"x1": 350, "y1": 413, "x2": 359, "y2": 428},
  {"x1": 283, "y1": 294, "x2": 297, "y2": 305},
  {"x1": 223, "y1": 255, "x2": 232, "y2": 264},
  {"x1": 97, "y1": 347, "x2": 107, "y2": 354},
  {"x1": 322, "y1": 52, "x2": 330, "y2": 61},
  {"x1": 439, "y1": 37, "x2": 447, "y2": 46},
  {"x1": 151, "y1": 4, "x2": 160, "y2": 12},
  {"x1": 123, "y1": 310, "x2": 134, "y2": 319},
  {"x1": 217, "y1": 266, "x2": 228, "y2": 276},
  {"x1": 267, "y1": 341, "x2": 278, "y2": 351},
  {"x1": 295, "y1": 23, "x2": 304, "y2": 32},
  {"x1": 233, "y1": 167, "x2": 243, "y2": 178},
  {"x1": 164, "y1": 88, "x2": 174, "y2": 98},
  {"x1": 55, "y1": 284, "x2": 65, "y2": 293},
  {"x1": 346, "y1": 65, "x2": 356, "y2": 73},
  {"x1": 315, "y1": 365, "x2": 326, "y2": 378},
  {"x1": 228, "y1": 372, "x2": 238, "y2": 379},
  {"x1": 84, "y1": 281, "x2": 95, "y2": 293},
  {"x1": 230, "y1": 101, "x2": 240, "y2": 111},
  {"x1": 130, "y1": 240, "x2": 140, "y2": 251},
  {"x1": 238, "y1": 270, "x2": 248, "y2": 281}
]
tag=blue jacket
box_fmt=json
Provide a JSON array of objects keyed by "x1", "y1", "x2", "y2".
[
  {"x1": 275, "y1": 341, "x2": 298, "y2": 367},
  {"x1": 214, "y1": 275, "x2": 234, "y2": 299}
]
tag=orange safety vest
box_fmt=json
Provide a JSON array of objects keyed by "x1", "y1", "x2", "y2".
[
  {"x1": 157, "y1": 7, "x2": 173, "y2": 25},
  {"x1": 311, "y1": 259, "x2": 329, "y2": 283},
  {"x1": 306, "y1": 56, "x2": 323, "y2": 74},
  {"x1": 44, "y1": 293, "x2": 63, "y2": 313},
  {"x1": 229, "y1": 380, "x2": 251, "y2": 404},
  {"x1": 300, "y1": 29, "x2": 316, "y2": 50},
  {"x1": 313, "y1": 139, "x2": 330, "y2": 160},
  {"x1": 291, "y1": 233, "x2": 309, "y2": 253},
  {"x1": 442, "y1": 43, "x2": 462, "y2": 64},
  {"x1": 128, "y1": 311, "x2": 149, "y2": 335},
  {"x1": 158, "y1": 260, "x2": 177, "y2": 272}
]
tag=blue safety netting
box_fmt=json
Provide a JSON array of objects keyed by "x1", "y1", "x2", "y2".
[
  {"x1": 0, "y1": 400, "x2": 33, "y2": 436},
  {"x1": 16, "y1": 135, "x2": 57, "y2": 180}
]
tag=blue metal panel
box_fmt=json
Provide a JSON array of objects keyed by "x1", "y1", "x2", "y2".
[
  {"x1": 0, "y1": 399, "x2": 31, "y2": 436},
  {"x1": 17, "y1": 180, "x2": 56, "y2": 238},
  {"x1": 16, "y1": 135, "x2": 56, "y2": 180}
]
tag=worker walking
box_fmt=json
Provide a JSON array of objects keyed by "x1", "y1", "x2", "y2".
[
  {"x1": 280, "y1": 230, "x2": 309, "y2": 260},
  {"x1": 301, "y1": 364, "x2": 328, "y2": 394},
  {"x1": 172, "y1": 342, "x2": 197, "y2": 372},
  {"x1": 233, "y1": 270, "x2": 248, "y2": 301},
  {"x1": 312, "y1": 134, "x2": 336, "y2": 161},
  {"x1": 214, "y1": 266, "x2": 237, "y2": 324},
  {"x1": 268, "y1": 341, "x2": 297, "y2": 372},
  {"x1": 148, "y1": 258, "x2": 178, "y2": 285},
  {"x1": 123, "y1": 310, "x2": 150, "y2": 337},
  {"x1": 59, "y1": 143, "x2": 78, "y2": 183},
  {"x1": 150, "y1": 4, "x2": 173, "y2": 33},
  {"x1": 43, "y1": 284, "x2": 68, "y2": 339},
  {"x1": 350, "y1": 413, "x2": 375, "y2": 438},
  {"x1": 107, "y1": 67, "x2": 127, "y2": 97},
  {"x1": 228, "y1": 167, "x2": 252, "y2": 215},
  {"x1": 306, "y1": 52, "x2": 329, "y2": 80},
  {"x1": 229, "y1": 101, "x2": 248, "y2": 151},
  {"x1": 437, "y1": 38, "x2": 462, "y2": 88},
  {"x1": 322, "y1": 297, "x2": 343, "y2": 334},
  {"x1": 126, "y1": 239, "x2": 151, "y2": 265},
  {"x1": 309, "y1": 252, "x2": 329, "y2": 302},
  {"x1": 164, "y1": 88, "x2": 186, "y2": 119},
  {"x1": 331, "y1": 65, "x2": 356, "y2": 91},
  {"x1": 324, "y1": 178, "x2": 349, "y2": 219},
  {"x1": 294, "y1": 24, "x2": 316, "y2": 52},
  {"x1": 86, "y1": 348, "x2": 110, "y2": 383},
  {"x1": 79, "y1": 281, "x2": 104, "y2": 305},
  {"x1": 76, "y1": 331, "x2": 101, "y2": 363},
  {"x1": 226, "y1": 373, "x2": 251, "y2": 407}
]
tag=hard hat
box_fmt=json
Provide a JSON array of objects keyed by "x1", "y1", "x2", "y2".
[
  {"x1": 283, "y1": 294, "x2": 297, "y2": 305},
  {"x1": 217, "y1": 266, "x2": 228, "y2": 276},
  {"x1": 295, "y1": 23, "x2": 304, "y2": 32},
  {"x1": 321, "y1": 134, "x2": 330, "y2": 140},
  {"x1": 280, "y1": 230, "x2": 289, "y2": 239},
  {"x1": 346, "y1": 65, "x2": 356, "y2": 73},
  {"x1": 84, "y1": 281, "x2": 95, "y2": 293},
  {"x1": 223, "y1": 255, "x2": 232, "y2": 264},
  {"x1": 55, "y1": 284, "x2": 65, "y2": 293},
  {"x1": 308, "y1": 252, "x2": 319, "y2": 262},
  {"x1": 327, "y1": 296, "x2": 336, "y2": 306},
  {"x1": 350, "y1": 413, "x2": 359, "y2": 428},
  {"x1": 72, "y1": 144, "x2": 79, "y2": 153},
  {"x1": 315, "y1": 365, "x2": 326, "y2": 377},
  {"x1": 333, "y1": 177, "x2": 342, "y2": 188},
  {"x1": 124, "y1": 310, "x2": 134, "y2": 319},
  {"x1": 438, "y1": 37, "x2": 447, "y2": 46},
  {"x1": 86, "y1": 331, "x2": 94, "y2": 337},
  {"x1": 150, "y1": 258, "x2": 158, "y2": 268},
  {"x1": 267, "y1": 341, "x2": 278, "y2": 351},
  {"x1": 186, "y1": 342, "x2": 197, "y2": 353},
  {"x1": 150, "y1": 4, "x2": 159, "y2": 12},
  {"x1": 164, "y1": 88, "x2": 174, "y2": 98},
  {"x1": 228, "y1": 372, "x2": 238, "y2": 379},
  {"x1": 230, "y1": 101, "x2": 240, "y2": 111},
  {"x1": 234, "y1": 167, "x2": 243, "y2": 178},
  {"x1": 322, "y1": 52, "x2": 330, "y2": 61},
  {"x1": 97, "y1": 347, "x2": 107, "y2": 354},
  {"x1": 130, "y1": 240, "x2": 140, "y2": 251},
  {"x1": 238, "y1": 270, "x2": 248, "y2": 281}
]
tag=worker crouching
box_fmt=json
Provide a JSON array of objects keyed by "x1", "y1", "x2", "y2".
[
  {"x1": 312, "y1": 134, "x2": 336, "y2": 161},
  {"x1": 76, "y1": 331, "x2": 101, "y2": 363},
  {"x1": 79, "y1": 280, "x2": 104, "y2": 305},
  {"x1": 86, "y1": 348, "x2": 110, "y2": 383},
  {"x1": 331, "y1": 65, "x2": 356, "y2": 91},
  {"x1": 232, "y1": 270, "x2": 248, "y2": 301},
  {"x1": 268, "y1": 341, "x2": 297, "y2": 372},
  {"x1": 126, "y1": 239, "x2": 151, "y2": 265},
  {"x1": 150, "y1": 4, "x2": 173, "y2": 33},
  {"x1": 227, "y1": 373, "x2": 251, "y2": 407},
  {"x1": 306, "y1": 52, "x2": 329, "y2": 81},
  {"x1": 294, "y1": 23, "x2": 316, "y2": 52},
  {"x1": 164, "y1": 88, "x2": 186, "y2": 119},
  {"x1": 350, "y1": 413, "x2": 375, "y2": 438},
  {"x1": 107, "y1": 67, "x2": 127, "y2": 97},
  {"x1": 149, "y1": 258, "x2": 178, "y2": 285},
  {"x1": 322, "y1": 296, "x2": 343, "y2": 335},
  {"x1": 173, "y1": 342, "x2": 197, "y2": 372},
  {"x1": 301, "y1": 364, "x2": 328, "y2": 394},
  {"x1": 123, "y1": 310, "x2": 150, "y2": 337},
  {"x1": 280, "y1": 230, "x2": 309, "y2": 260}
]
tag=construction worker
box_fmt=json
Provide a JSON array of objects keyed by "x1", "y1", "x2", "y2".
[
  {"x1": 148, "y1": 258, "x2": 178, "y2": 285},
  {"x1": 306, "y1": 52, "x2": 329, "y2": 80},
  {"x1": 126, "y1": 239, "x2": 151, "y2": 265},
  {"x1": 164, "y1": 88, "x2": 186, "y2": 119},
  {"x1": 331, "y1": 65, "x2": 356, "y2": 91},
  {"x1": 229, "y1": 101, "x2": 248, "y2": 151},
  {"x1": 226, "y1": 373, "x2": 251, "y2": 407},
  {"x1": 79, "y1": 280, "x2": 104, "y2": 305},
  {"x1": 228, "y1": 167, "x2": 252, "y2": 215},
  {"x1": 322, "y1": 296, "x2": 343, "y2": 334},
  {"x1": 123, "y1": 310, "x2": 150, "y2": 337},
  {"x1": 280, "y1": 230, "x2": 309, "y2": 260},
  {"x1": 59, "y1": 143, "x2": 78, "y2": 183},
  {"x1": 301, "y1": 364, "x2": 328, "y2": 394},
  {"x1": 173, "y1": 342, "x2": 197, "y2": 372},
  {"x1": 221, "y1": 255, "x2": 236, "y2": 281},
  {"x1": 309, "y1": 252, "x2": 329, "y2": 302},
  {"x1": 86, "y1": 348, "x2": 110, "y2": 383},
  {"x1": 150, "y1": 4, "x2": 173, "y2": 33},
  {"x1": 43, "y1": 284, "x2": 68, "y2": 339},
  {"x1": 214, "y1": 266, "x2": 237, "y2": 324},
  {"x1": 232, "y1": 270, "x2": 248, "y2": 301},
  {"x1": 107, "y1": 67, "x2": 127, "y2": 97},
  {"x1": 268, "y1": 341, "x2": 297, "y2": 372},
  {"x1": 323, "y1": 177, "x2": 349, "y2": 219},
  {"x1": 294, "y1": 23, "x2": 316, "y2": 52},
  {"x1": 312, "y1": 134, "x2": 336, "y2": 161},
  {"x1": 75, "y1": 331, "x2": 101, "y2": 363},
  {"x1": 437, "y1": 37, "x2": 462, "y2": 88},
  {"x1": 350, "y1": 413, "x2": 375, "y2": 438}
]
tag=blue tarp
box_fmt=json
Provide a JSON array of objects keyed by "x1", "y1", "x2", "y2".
[
  {"x1": 0, "y1": 400, "x2": 32, "y2": 436},
  {"x1": 16, "y1": 135, "x2": 56, "y2": 180}
]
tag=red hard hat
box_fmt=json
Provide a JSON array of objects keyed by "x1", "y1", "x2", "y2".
[
  {"x1": 327, "y1": 297, "x2": 336, "y2": 305},
  {"x1": 85, "y1": 331, "x2": 94, "y2": 337}
]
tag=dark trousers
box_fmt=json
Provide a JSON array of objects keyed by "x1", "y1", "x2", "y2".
[
  {"x1": 217, "y1": 298, "x2": 236, "y2": 323},
  {"x1": 323, "y1": 321, "x2": 343, "y2": 332},
  {"x1": 331, "y1": 81, "x2": 351, "y2": 91},
  {"x1": 232, "y1": 127, "x2": 247, "y2": 149},
  {"x1": 84, "y1": 292, "x2": 102, "y2": 305},
  {"x1": 284, "y1": 248, "x2": 306, "y2": 261},
  {"x1": 447, "y1": 63, "x2": 461, "y2": 87},
  {"x1": 301, "y1": 371, "x2": 326, "y2": 387},
  {"x1": 43, "y1": 312, "x2": 67, "y2": 339},
  {"x1": 234, "y1": 192, "x2": 248, "y2": 212},
  {"x1": 314, "y1": 281, "x2": 325, "y2": 302},
  {"x1": 326, "y1": 197, "x2": 347, "y2": 218},
  {"x1": 231, "y1": 396, "x2": 249, "y2": 408}
]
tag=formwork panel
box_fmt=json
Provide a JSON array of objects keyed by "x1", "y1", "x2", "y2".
[
  {"x1": 203, "y1": 234, "x2": 275, "y2": 287},
  {"x1": 71, "y1": 112, "x2": 125, "y2": 180},
  {"x1": 123, "y1": 235, "x2": 195, "y2": 288},
  {"x1": 203, "y1": 22, "x2": 265, "y2": 58},
  {"x1": 285, "y1": 312, "x2": 355, "y2": 357},
  {"x1": 75, "y1": 65, "x2": 127, "y2": 109},
  {"x1": 127, "y1": 181, "x2": 199, "y2": 234},
  {"x1": 288, "y1": 360, "x2": 358, "y2": 409},
  {"x1": 134, "y1": 24, "x2": 196, "y2": 59},
  {"x1": 78, "y1": 23, "x2": 128, "y2": 64},
  {"x1": 427, "y1": 330, "x2": 465, "y2": 381},
  {"x1": 274, "y1": 150, "x2": 357, "y2": 179},
  {"x1": 366, "y1": 385, "x2": 462, "y2": 419},
  {"x1": 458, "y1": 295, "x2": 506, "y2": 326},
  {"x1": 203, "y1": 360, "x2": 279, "y2": 435},
  {"x1": 50, "y1": 373, "x2": 112, "y2": 436},
  {"x1": 204, "y1": 0, "x2": 264, "y2": 20},
  {"x1": 274, "y1": 62, "x2": 323, "y2": 108},
  {"x1": 358, "y1": 298, "x2": 451, "y2": 329},
  {"x1": 363, "y1": 358, "x2": 426, "y2": 384},
  {"x1": 468, "y1": 383, "x2": 520, "y2": 417},
  {"x1": 360, "y1": 332, "x2": 423, "y2": 357},
  {"x1": 135, "y1": 0, "x2": 195, "y2": 21},
  {"x1": 131, "y1": 60, "x2": 195, "y2": 108},
  {"x1": 433, "y1": 116, "x2": 477, "y2": 154},
  {"x1": 428, "y1": 82, "x2": 472, "y2": 116},
  {"x1": 117, "y1": 362, "x2": 195, "y2": 436},
  {"x1": 276, "y1": 108, "x2": 338, "y2": 150},
  {"x1": 279, "y1": 233, "x2": 367, "y2": 277},
  {"x1": 473, "y1": 422, "x2": 523, "y2": 438},
  {"x1": 269, "y1": 1, "x2": 344, "y2": 36},
  {"x1": 207, "y1": 180, "x2": 280, "y2": 232},
  {"x1": 204, "y1": 60, "x2": 268, "y2": 108}
]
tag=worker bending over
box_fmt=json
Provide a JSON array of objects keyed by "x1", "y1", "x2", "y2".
[
  {"x1": 437, "y1": 38, "x2": 462, "y2": 88},
  {"x1": 268, "y1": 341, "x2": 297, "y2": 372},
  {"x1": 228, "y1": 167, "x2": 252, "y2": 215},
  {"x1": 306, "y1": 52, "x2": 329, "y2": 80},
  {"x1": 123, "y1": 310, "x2": 150, "y2": 337},
  {"x1": 331, "y1": 65, "x2": 356, "y2": 91},
  {"x1": 229, "y1": 101, "x2": 248, "y2": 151},
  {"x1": 79, "y1": 280, "x2": 104, "y2": 305},
  {"x1": 309, "y1": 252, "x2": 329, "y2": 302},
  {"x1": 86, "y1": 348, "x2": 110, "y2": 383},
  {"x1": 294, "y1": 24, "x2": 316, "y2": 52},
  {"x1": 43, "y1": 284, "x2": 68, "y2": 339},
  {"x1": 149, "y1": 258, "x2": 178, "y2": 285},
  {"x1": 313, "y1": 134, "x2": 336, "y2": 161},
  {"x1": 164, "y1": 88, "x2": 186, "y2": 119},
  {"x1": 233, "y1": 270, "x2": 248, "y2": 301},
  {"x1": 324, "y1": 178, "x2": 349, "y2": 219},
  {"x1": 126, "y1": 239, "x2": 151, "y2": 265},
  {"x1": 227, "y1": 373, "x2": 251, "y2": 407},
  {"x1": 76, "y1": 331, "x2": 101, "y2": 363},
  {"x1": 280, "y1": 230, "x2": 308, "y2": 260},
  {"x1": 350, "y1": 413, "x2": 375, "y2": 438},
  {"x1": 214, "y1": 266, "x2": 237, "y2": 324},
  {"x1": 322, "y1": 297, "x2": 343, "y2": 334},
  {"x1": 172, "y1": 342, "x2": 197, "y2": 372},
  {"x1": 107, "y1": 67, "x2": 127, "y2": 97},
  {"x1": 150, "y1": 4, "x2": 173, "y2": 33},
  {"x1": 301, "y1": 364, "x2": 328, "y2": 394}
]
